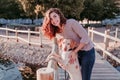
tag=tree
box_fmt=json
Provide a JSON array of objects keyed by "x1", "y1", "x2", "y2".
[
  {"x1": 41, "y1": 0, "x2": 84, "y2": 19},
  {"x1": 0, "y1": 0, "x2": 84, "y2": 19},
  {"x1": 0, "y1": 0, "x2": 25, "y2": 19},
  {"x1": 102, "y1": 0, "x2": 120, "y2": 20},
  {"x1": 17, "y1": 0, "x2": 84, "y2": 20},
  {"x1": 17, "y1": 0, "x2": 36, "y2": 19},
  {"x1": 80, "y1": 0, "x2": 120, "y2": 21},
  {"x1": 80, "y1": 0, "x2": 96, "y2": 21}
]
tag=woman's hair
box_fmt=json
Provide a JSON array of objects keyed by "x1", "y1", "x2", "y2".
[{"x1": 42, "y1": 8, "x2": 66, "y2": 39}]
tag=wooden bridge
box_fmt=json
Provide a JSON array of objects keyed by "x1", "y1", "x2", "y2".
[
  {"x1": 58, "y1": 52, "x2": 120, "y2": 80},
  {"x1": 0, "y1": 27, "x2": 120, "y2": 80}
]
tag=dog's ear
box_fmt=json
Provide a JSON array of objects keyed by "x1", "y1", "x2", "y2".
[
  {"x1": 70, "y1": 39, "x2": 77, "y2": 49},
  {"x1": 57, "y1": 38, "x2": 63, "y2": 49}
]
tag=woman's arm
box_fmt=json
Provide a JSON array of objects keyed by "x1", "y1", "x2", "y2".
[
  {"x1": 74, "y1": 43, "x2": 86, "y2": 53},
  {"x1": 68, "y1": 43, "x2": 86, "y2": 64},
  {"x1": 71, "y1": 19, "x2": 90, "y2": 45},
  {"x1": 69, "y1": 19, "x2": 90, "y2": 61}
]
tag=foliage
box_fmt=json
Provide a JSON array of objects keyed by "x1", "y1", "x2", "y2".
[
  {"x1": 1, "y1": 0, "x2": 119, "y2": 21},
  {"x1": 17, "y1": 0, "x2": 84, "y2": 19},
  {"x1": 0, "y1": 0, "x2": 25, "y2": 19},
  {"x1": 17, "y1": 0, "x2": 35, "y2": 19},
  {"x1": 0, "y1": 0, "x2": 84, "y2": 19},
  {"x1": 102, "y1": 0, "x2": 120, "y2": 20},
  {"x1": 40, "y1": 0, "x2": 84, "y2": 19},
  {"x1": 80, "y1": 0, "x2": 120, "y2": 21}
]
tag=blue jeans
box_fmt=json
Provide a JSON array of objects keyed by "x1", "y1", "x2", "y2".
[{"x1": 78, "y1": 47, "x2": 95, "y2": 80}]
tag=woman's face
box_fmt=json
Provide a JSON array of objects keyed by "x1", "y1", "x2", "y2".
[{"x1": 49, "y1": 12, "x2": 60, "y2": 27}]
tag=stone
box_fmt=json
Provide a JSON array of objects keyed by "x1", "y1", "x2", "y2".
[{"x1": 0, "y1": 60, "x2": 23, "y2": 80}]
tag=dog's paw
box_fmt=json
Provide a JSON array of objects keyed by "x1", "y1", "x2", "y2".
[
  {"x1": 58, "y1": 63, "x2": 67, "y2": 70},
  {"x1": 46, "y1": 54, "x2": 58, "y2": 62},
  {"x1": 45, "y1": 57, "x2": 50, "y2": 62}
]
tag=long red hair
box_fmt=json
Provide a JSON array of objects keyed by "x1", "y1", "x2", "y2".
[{"x1": 42, "y1": 8, "x2": 66, "y2": 39}]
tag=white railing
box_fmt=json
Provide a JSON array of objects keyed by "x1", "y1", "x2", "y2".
[
  {"x1": 0, "y1": 27, "x2": 61, "y2": 80},
  {"x1": 0, "y1": 27, "x2": 42, "y2": 47},
  {"x1": 88, "y1": 27, "x2": 120, "y2": 64}
]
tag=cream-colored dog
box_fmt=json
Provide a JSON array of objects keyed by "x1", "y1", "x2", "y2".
[{"x1": 47, "y1": 38, "x2": 82, "y2": 80}]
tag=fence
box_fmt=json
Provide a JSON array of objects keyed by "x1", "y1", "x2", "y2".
[
  {"x1": 0, "y1": 27, "x2": 42, "y2": 47},
  {"x1": 0, "y1": 27, "x2": 61, "y2": 80},
  {"x1": 88, "y1": 27, "x2": 120, "y2": 64}
]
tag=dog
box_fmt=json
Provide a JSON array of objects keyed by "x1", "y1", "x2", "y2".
[{"x1": 47, "y1": 38, "x2": 82, "y2": 80}]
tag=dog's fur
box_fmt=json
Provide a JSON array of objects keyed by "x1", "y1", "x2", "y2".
[{"x1": 47, "y1": 38, "x2": 82, "y2": 80}]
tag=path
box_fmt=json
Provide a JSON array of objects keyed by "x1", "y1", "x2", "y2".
[{"x1": 59, "y1": 52, "x2": 120, "y2": 80}]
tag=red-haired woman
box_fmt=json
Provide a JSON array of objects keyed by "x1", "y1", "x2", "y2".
[{"x1": 42, "y1": 8, "x2": 95, "y2": 80}]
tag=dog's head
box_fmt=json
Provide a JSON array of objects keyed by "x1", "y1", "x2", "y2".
[{"x1": 58, "y1": 38, "x2": 77, "y2": 51}]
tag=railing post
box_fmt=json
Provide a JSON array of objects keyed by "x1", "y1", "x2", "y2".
[
  {"x1": 88, "y1": 27, "x2": 91, "y2": 38},
  {"x1": 91, "y1": 27, "x2": 94, "y2": 42},
  {"x1": 36, "y1": 38, "x2": 59, "y2": 80},
  {"x1": 28, "y1": 29, "x2": 31, "y2": 45},
  {"x1": 113, "y1": 28, "x2": 118, "y2": 48},
  {"x1": 114, "y1": 28, "x2": 118, "y2": 44},
  {"x1": 15, "y1": 28, "x2": 18, "y2": 42},
  {"x1": 103, "y1": 29, "x2": 110, "y2": 59},
  {"x1": 48, "y1": 38, "x2": 59, "y2": 80},
  {"x1": 37, "y1": 68, "x2": 54, "y2": 80},
  {"x1": 6, "y1": 26, "x2": 9, "y2": 40},
  {"x1": 39, "y1": 30, "x2": 42, "y2": 47}
]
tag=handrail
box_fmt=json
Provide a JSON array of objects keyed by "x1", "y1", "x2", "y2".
[
  {"x1": 0, "y1": 27, "x2": 59, "y2": 79},
  {"x1": 88, "y1": 27, "x2": 120, "y2": 63},
  {"x1": 94, "y1": 42, "x2": 120, "y2": 64},
  {"x1": 0, "y1": 27, "x2": 42, "y2": 46},
  {"x1": 0, "y1": 27, "x2": 40, "y2": 34},
  {"x1": 89, "y1": 28, "x2": 120, "y2": 42}
]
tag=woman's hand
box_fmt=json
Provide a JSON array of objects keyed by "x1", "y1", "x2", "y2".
[{"x1": 68, "y1": 51, "x2": 77, "y2": 64}]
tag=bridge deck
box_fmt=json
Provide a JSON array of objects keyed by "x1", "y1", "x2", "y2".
[{"x1": 59, "y1": 52, "x2": 120, "y2": 80}]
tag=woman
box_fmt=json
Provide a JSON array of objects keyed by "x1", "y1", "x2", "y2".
[{"x1": 42, "y1": 8, "x2": 95, "y2": 80}]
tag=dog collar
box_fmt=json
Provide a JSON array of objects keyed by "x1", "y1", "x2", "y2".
[{"x1": 68, "y1": 47, "x2": 76, "y2": 51}]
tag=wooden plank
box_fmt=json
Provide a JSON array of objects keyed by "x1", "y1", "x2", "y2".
[
  {"x1": 91, "y1": 52, "x2": 120, "y2": 80},
  {"x1": 91, "y1": 77, "x2": 120, "y2": 80},
  {"x1": 92, "y1": 72, "x2": 120, "y2": 74},
  {"x1": 59, "y1": 52, "x2": 120, "y2": 80}
]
